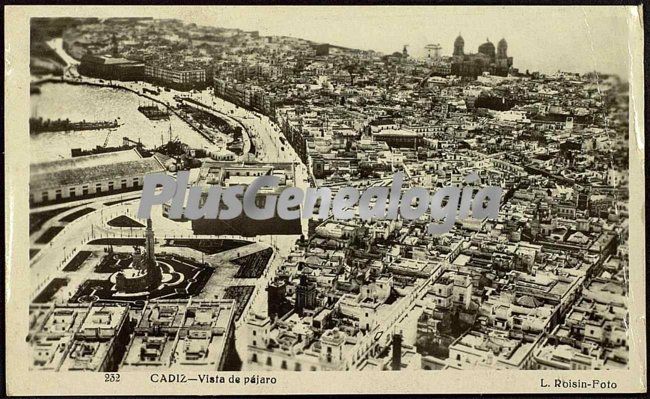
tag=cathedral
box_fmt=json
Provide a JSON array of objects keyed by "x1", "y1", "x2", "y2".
[{"x1": 451, "y1": 35, "x2": 513, "y2": 77}]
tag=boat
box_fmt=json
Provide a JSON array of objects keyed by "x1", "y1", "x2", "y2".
[
  {"x1": 138, "y1": 104, "x2": 169, "y2": 120},
  {"x1": 29, "y1": 117, "x2": 121, "y2": 134}
]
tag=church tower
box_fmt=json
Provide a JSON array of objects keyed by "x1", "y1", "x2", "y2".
[
  {"x1": 497, "y1": 38, "x2": 508, "y2": 59},
  {"x1": 453, "y1": 34, "x2": 465, "y2": 56},
  {"x1": 295, "y1": 273, "x2": 317, "y2": 315}
]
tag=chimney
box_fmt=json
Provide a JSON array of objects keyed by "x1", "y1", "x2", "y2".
[{"x1": 391, "y1": 332, "x2": 402, "y2": 371}]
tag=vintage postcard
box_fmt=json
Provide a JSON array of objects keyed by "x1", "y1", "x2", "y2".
[{"x1": 4, "y1": 5, "x2": 646, "y2": 395}]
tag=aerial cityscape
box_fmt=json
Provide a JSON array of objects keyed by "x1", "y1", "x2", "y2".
[{"x1": 28, "y1": 15, "x2": 630, "y2": 373}]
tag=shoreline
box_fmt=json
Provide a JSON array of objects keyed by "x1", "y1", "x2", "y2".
[{"x1": 32, "y1": 77, "x2": 253, "y2": 156}]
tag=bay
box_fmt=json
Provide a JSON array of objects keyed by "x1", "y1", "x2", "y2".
[{"x1": 30, "y1": 83, "x2": 214, "y2": 163}]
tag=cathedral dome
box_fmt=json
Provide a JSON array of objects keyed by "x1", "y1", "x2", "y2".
[{"x1": 478, "y1": 39, "x2": 496, "y2": 59}]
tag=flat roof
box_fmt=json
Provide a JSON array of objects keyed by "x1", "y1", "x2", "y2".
[
  {"x1": 30, "y1": 149, "x2": 165, "y2": 191},
  {"x1": 32, "y1": 149, "x2": 142, "y2": 174}
]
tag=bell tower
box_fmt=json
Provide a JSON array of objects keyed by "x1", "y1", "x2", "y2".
[
  {"x1": 497, "y1": 38, "x2": 508, "y2": 59},
  {"x1": 453, "y1": 34, "x2": 465, "y2": 57}
]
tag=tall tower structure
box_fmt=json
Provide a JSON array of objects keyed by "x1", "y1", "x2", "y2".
[
  {"x1": 497, "y1": 38, "x2": 508, "y2": 59},
  {"x1": 320, "y1": 329, "x2": 344, "y2": 368},
  {"x1": 295, "y1": 273, "x2": 317, "y2": 315},
  {"x1": 143, "y1": 218, "x2": 162, "y2": 290},
  {"x1": 495, "y1": 38, "x2": 513, "y2": 75},
  {"x1": 267, "y1": 279, "x2": 288, "y2": 320},
  {"x1": 453, "y1": 34, "x2": 464, "y2": 56},
  {"x1": 145, "y1": 218, "x2": 155, "y2": 263},
  {"x1": 391, "y1": 332, "x2": 403, "y2": 371},
  {"x1": 111, "y1": 33, "x2": 119, "y2": 57},
  {"x1": 425, "y1": 43, "x2": 442, "y2": 60},
  {"x1": 114, "y1": 218, "x2": 162, "y2": 293}
]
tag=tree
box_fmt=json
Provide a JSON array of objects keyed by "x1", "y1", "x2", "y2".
[{"x1": 344, "y1": 61, "x2": 365, "y2": 86}]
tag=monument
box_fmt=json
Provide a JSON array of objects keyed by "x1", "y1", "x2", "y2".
[{"x1": 114, "y1": 219, "x2": 163, "y2": 293}]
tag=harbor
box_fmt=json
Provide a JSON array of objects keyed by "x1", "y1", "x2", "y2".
[{"x1": 29, "y1": 82, "x2": 219, "y2": 163}]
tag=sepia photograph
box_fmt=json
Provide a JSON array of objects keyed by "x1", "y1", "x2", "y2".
[{"x1": 5, "y1": 4, "x2": 646, "y2": 395}]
